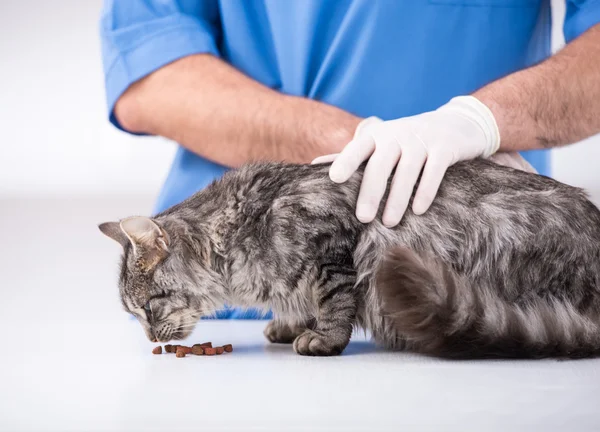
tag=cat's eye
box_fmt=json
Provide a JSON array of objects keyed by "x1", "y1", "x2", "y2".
[{"x1": 143, "y1": 301, "x2": 152, "y2": 316}]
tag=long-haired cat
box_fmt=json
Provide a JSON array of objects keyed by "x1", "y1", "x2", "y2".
[{"x1": 99, "y1": 159, "x2": 600, "y2": 358}]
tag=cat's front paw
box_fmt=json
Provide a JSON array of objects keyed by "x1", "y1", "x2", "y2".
[
  {"x1": 293, "y1": 329, "x2": 345, "y2": 356},
  {"x1": 264, "y1": 320, "x2": 303, "y2": 344}
]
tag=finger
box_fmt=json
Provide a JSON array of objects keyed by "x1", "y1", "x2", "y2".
[
  {"x1": 355, "y1": 140, "x2": 402, "y2": 223},
  {"x1": 329, "y1": 135, "x2": 376, "y2": 183},
  {"x1": 521, "y1": 158, "x2": 537, "y2": 174},
  {"x1": 490, "y1": 152, "x2": 537, "y2": 174},
  {"x1": 507, "y1": 153, "x2": 531, "y2": 172},
  {"x1": 311, "y1": 154, "x2": 338, "y2": 165},
  {"x1": 411, "y1": 156, "x2": 449, "y2": 215},
  {"x1": 488, "y1": 153, "x2": 508, "y2": 167},
  {"x1": 354, "y1": 116, "x2": 384, "y2": 139},
  {"x1": 488, "y1": 153, "x2": 520, "y2": 170},
  {"x1": 382, "y1": 148, "x2": 427, "y2": 227}
]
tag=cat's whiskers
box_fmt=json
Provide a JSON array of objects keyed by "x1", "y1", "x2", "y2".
[
  {"x1": 174, "y1": 322, "x2": 199, "y2": 329},
  {"x1": 172, "y1": 327, "x2": 197, "y2": 334}
]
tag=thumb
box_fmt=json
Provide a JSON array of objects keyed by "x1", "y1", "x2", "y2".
[
  {"x1": 353, "y1": 116, "x2": 384, "y2": 139},
  {"x1": 311, "y1": 153, "x2": 339, "y2": 165}
]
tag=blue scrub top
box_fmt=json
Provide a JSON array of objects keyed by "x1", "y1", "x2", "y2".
[{"x1": 101, "y1": 0, "x2": 600, "y2": 319}]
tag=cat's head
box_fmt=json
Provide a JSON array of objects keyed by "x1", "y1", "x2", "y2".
[{"x1": 99, "y1": 216, "x2": 212, "y2": 342}]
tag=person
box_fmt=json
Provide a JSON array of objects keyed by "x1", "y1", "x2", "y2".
[{"x1": 100, "y1": 1, "x2": 600, "y2": 318}]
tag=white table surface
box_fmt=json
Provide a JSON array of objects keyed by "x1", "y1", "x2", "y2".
[{"x1": 1, "y1": 197, "x2": 599, "y2": 432}]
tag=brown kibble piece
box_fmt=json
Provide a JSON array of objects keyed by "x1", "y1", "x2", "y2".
[{"x1": 161, "y1": 342, "x2": 232, "y2": 357}]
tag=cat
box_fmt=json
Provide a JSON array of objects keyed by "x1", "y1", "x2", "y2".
[{"x1": 99, "y1": 159, "x2": 600, "y2": 358}]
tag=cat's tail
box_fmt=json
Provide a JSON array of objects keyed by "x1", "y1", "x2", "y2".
[{"x1": 376, "y1": 247, "x2": 600, "y2": 359}]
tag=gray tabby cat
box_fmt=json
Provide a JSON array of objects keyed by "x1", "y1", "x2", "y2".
[{"x1": 99, "y1": 159, "x2": 600, "y2": 358}]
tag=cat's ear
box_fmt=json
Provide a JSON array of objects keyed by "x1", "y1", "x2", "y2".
[
  {"x1": 119, "y1": 216, "x2": 169, "y2": 254},
  {"x1": 98, "y1": 222, "x2": 129, "y2": 248}
]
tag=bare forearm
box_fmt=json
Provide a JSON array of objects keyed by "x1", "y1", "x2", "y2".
[
  {"x1": 115, "y1": 54, "x2": 361, "y2": 167},
  {"x1": 474, "y1": 23, "x2": 600, "y2": 151}
]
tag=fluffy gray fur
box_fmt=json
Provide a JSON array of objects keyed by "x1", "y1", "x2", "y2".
[{"x1": 99, "y1": 159, "x2": 600, "y2": 358}]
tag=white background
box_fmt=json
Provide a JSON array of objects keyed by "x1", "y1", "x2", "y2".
[
  {"x1": 0, "y1": 0, "x2": 174, "y2": 197},
  {"x1": 1, "y1": 2, "x2": 599, "y2": 431},
  {"x1": 0, "y1": 0, "x2": 599, "y2": 198}
]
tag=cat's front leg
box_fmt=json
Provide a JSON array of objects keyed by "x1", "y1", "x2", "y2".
[
  {"x1": 264, "y1": 319, "x2": 309, "y2": 344},
  {"x1": 293, "y1": 269, "x2": 357, "y2": 356}
]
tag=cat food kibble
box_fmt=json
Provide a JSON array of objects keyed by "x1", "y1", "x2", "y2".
[{"x1": 154, "y1": 342, "x2": 232, "y2": 357}]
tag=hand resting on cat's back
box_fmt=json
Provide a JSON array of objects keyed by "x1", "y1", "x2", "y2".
[{"x1": 99, "y1": 159, "x2": 600, "y2": 359}]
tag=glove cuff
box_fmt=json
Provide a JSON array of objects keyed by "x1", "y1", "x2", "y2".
[{"x1": 439, "y1": 96, "x2": 501, "y2": 157}]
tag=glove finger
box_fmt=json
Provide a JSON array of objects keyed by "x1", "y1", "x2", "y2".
[
  {"x1": 354, "y1": 116, "x2": 384, "y2": 139},
  {"x1": 329, "y1": 135, "x2": 376, "y2": 183},
  {"x1": 412, "y1": 156, "x2": 449, "y2": 215},
  {"x1": 311, "y1": 154, "x2": 339, "y2": 165},
  {"x1": 355, "y1": 140, "x2": 402, "y2": 223},
  {"x1": 382, "y1": 148, "x2": 427, "y2": 227}
]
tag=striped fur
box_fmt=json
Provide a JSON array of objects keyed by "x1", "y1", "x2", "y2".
[
  {"x1": 376, "y1": 248, "x2": 600, "y2": 358},
  {"x1": 99, "y1": 159, "x2": 600, "y2": 358}
]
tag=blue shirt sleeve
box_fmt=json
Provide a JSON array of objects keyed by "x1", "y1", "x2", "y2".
[
  {"x1": 99, "y1": 0, "x2": 221, "y2": 131},
  {"x1": 564, "y1": 0, "x2": 600, "y2": 43}
]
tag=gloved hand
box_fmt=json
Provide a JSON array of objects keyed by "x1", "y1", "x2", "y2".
[
  {"x1": 355, "y1": 120, "x2": 536, "y2": 175},
  {"x1": 312, "y1": 96, "x2": 500, "y2": 227}
]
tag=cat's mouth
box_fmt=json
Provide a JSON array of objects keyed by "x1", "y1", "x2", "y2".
[
  {"x1": 155, "y1": 327, "x2": 194, "y2": 342},
  {"x1": 150, "y1": 319, "x2": 197, "y2": 342}
]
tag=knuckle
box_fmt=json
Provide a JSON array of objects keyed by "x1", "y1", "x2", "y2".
[
  {"x1": 371, "y1": 133, "x2": 394, "y2": 150},
  {"x1": 402, "y1": 159, "x2": 426, "y2": 175}
]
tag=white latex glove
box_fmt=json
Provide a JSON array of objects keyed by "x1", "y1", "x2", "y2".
[
  {"x1": 312, "y1": 96, "x2": 500, "y2": 227},
  {"x1": 353, "y1": 119, "x2": 534, "y2": 173}
]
